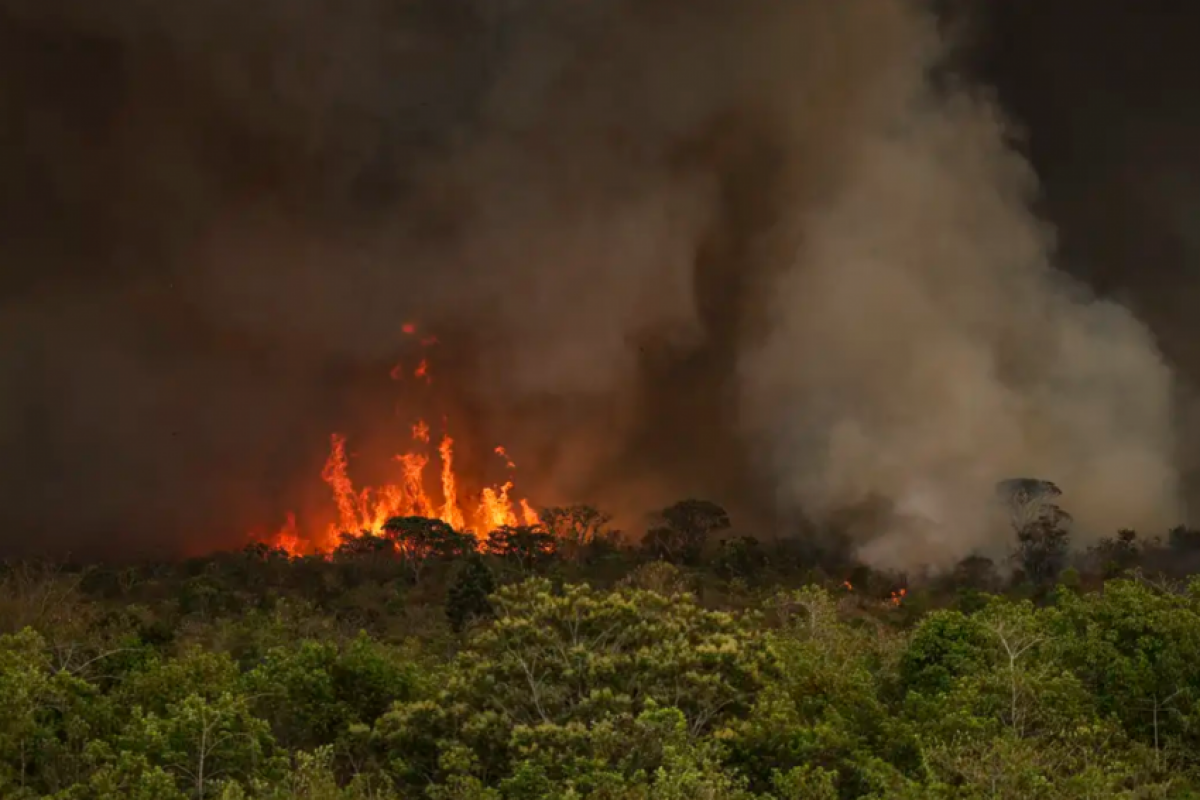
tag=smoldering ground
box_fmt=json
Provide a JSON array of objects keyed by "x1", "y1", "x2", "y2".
[{"x1": 0, "y1": 0, "x2": 1190, "y2": 564}]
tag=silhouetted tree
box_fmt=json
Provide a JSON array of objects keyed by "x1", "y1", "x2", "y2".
[
  {"x1": 943, "y1": 554, "x2": 1002, "y2": 612},
  {"x1": 539, "y1": 504, "x2": 616, "y2": 564},
  {"x1": 485, "y1": 525, "x2": 558, "y2": 575},
  {"x1": 383, "y1": 516, "x2": 477, "y2": 584},
  {"x1": 1168, "y1": 525, "x2": 1200, "y2": 555},
  {"x1": 446, "y1": 556, "x2": 496, "y2": 633},
  {"x1": 1088, "y1": 529, "x2": 1142, "y2": 579},
  {"x1": 333, "y1": 531, "x2": 396, "y2": 560},
  {"x1": 997, "y1": 478, "x2": 1072, "y2": 589},
  {"x1": 330, "y1": 531, "x2": 404, "y2": 588},
  {"x1": 951, "y1": 554, "x2": 1002, "y2": 593},
  {"x1": 713, "y1": 536, "x2": 768, "y2": 582},
  {"x1": 1014, "y1": 515, "x2": 1072, "y2": 589},
  {"x1": 642, "y1": 499, "x2": 730, "y2": 565}
]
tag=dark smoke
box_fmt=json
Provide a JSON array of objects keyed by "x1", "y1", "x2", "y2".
[{"x1": 0, "y1": 0, "x2": 1194, "y2": 563}]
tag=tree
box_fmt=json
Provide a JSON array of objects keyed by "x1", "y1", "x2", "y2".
[
  {"x1": 242, "y1": 635, "x2": 421, "y2": 751},
  {"x1": 499, "y1": 705, "x2": 762, "y2": 800},
  {"x1": 538, "y1": 505, "x2": 614, "y2": 564},
  {"x1": 1087, "y1": 529, "x2": 1142, "y2": 579},
  {"x1": 1053, "y1": 579, "x2": 1200, "y2": 768},
  {"x1": 446, "y1": 557, "x2": 496, "y2": 633},
  {"x1": 902, "y1": 598, "x2": 1153, "y2": 796},
  {"x1": 242, "y1": 745, "x2": 401, "y2": 800},
  {"x1": 950, "y1": 554, "x2": 1001, "y2": 593},
  {"x1": 332, "y1": 533, "x2": 396, "y2": 561},
  {"x1": 484, "y1": 525, "x2": 557, "y2": 575},
  {"x1": 713, "y1": 536, "x2": 768, "y2": 582},
  {"x1": 382, "y1": 516, "x2": 477, "y2": 584},
  {"x1": 375, "y1": 578, "x2": 776, "y2": 792},
  {"x1": 997, "y1": 478, "x2": 1072, "y2": 588},
  {"x1": 1168, "y1": 525, "x2": 1200, "y2": 555},
  {"x1": 1014, "y1": 519, "x2": 1071, "y2": 590},
  {"x1": 731, "y1": 587, "x2": 917, "y2": 797},
  {"x1": 0, "y1": 628, "x2": 88, "y2": 797},
  {"x1": 642, "y1": 500, "x2": 731, "y2": 565},
  {"x1": 899, "y1": 609, "x2": 993, "y2": 697},
  {"x1": 117, "y1": 692, "x2": 276, "y2": 799}
]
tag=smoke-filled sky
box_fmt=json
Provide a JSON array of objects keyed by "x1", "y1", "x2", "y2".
[{"x1": 1, "y1": 0, "x2": 1197, "y2": 564}]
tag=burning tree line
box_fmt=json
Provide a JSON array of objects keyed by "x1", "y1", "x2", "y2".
[
  {"x1": 253, "y1": 321, "x2": 1194, "y2": 594},
  {"x1": 267, "y1": 431, "x2": 542, "y2": 558},
  {"x1": 264, "y1": 323, "x2": 545, "y2": 557},
  {"x1": 270, "y1": 498, "x2": 737, "y2": 589},
  {"x1": 266, "y1": 462, "x2": 1200, "y2": 584},
  {"x1": 246, "y1": 472, "x2": 1200, "y2": 623}
]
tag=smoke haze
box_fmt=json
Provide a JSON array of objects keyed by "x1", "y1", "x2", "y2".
[{"x1": 0, "y1": 0, "x2": 1190, "y2": 563}]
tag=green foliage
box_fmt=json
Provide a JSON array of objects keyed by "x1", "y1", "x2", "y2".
[
  {"x1": 116, "y1": 690, "x2": 277, "y2": 798},
  {"x1": 3, "y1": 526, "x2": 1200, "y2": 798},
  {"x1": 243, "y1": 633, "x2": 421, "y2": 751},
  {"x1": 447, "y1": 557, "x2": 497, "y2": 633},
  {"x1": 245, "y1": 747, "x2": 400, "y2": 800},
  {"x1": 0, "y1": 627, "x2": 98, "y2": 798},
  {"x1": 730, "y1": 588, "x2": 918, "y2": 797},
  {"x1": 1053, "y1": 579, "x2": 1200, "y2": 768},
  {"x1": 899, "y1": 609, "x2": 993, "y2": 696},
  {"x1": 617, "y1": 561, "x2": 691, "y2": 596},
  {"x1": 376, "y1": 578, "x2": 775, "y2": 792},
  {"x1": 713, "y1": 537, "x2": 769, "y2": 583}
]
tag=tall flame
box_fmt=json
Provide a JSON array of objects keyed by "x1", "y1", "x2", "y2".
[
  {"x1": 438, "y1": 434, "x2": 467, "y2": 532},
  {"x1": 260, "y1": 323, "x2": 539, "y2": 556}
]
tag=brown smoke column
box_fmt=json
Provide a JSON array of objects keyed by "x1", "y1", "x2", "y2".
[{"x1": 0, "y1": 0, "x2": 1186, "y2": 563}]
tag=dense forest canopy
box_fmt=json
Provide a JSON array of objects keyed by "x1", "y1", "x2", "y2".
[{"x1": 3, "y1": 497, "x2": 1200, "y2": 798}]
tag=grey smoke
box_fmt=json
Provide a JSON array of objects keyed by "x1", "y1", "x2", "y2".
[
  {"x1": 0, "y1": 0, "x2": 1185, "y2": 563},
  {"x1": 733, "y1": 6, "x2": 1181, "y2": 566}
]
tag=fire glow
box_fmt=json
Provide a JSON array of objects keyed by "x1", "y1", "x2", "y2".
[{"x1": 263, "y1": 323, "x2": 538, "y2": 556}]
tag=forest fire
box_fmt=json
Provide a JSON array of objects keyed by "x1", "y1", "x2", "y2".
[{"x1": 261, "y1": 324, "x2": 539, "y2": 556}]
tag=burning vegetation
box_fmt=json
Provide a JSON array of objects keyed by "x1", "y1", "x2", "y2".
[{"x1": 263, "y1": 323, "x2": 539, "y2": 557}]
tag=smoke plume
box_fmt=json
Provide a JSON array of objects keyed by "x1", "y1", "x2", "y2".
[{"x1": 0, "y1": 0, "x2": 1184, "y2": 564}]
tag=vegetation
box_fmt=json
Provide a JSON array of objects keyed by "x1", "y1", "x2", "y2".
[{"x1": 3, "y1": 498, "x2": 1200, "y2": 799}]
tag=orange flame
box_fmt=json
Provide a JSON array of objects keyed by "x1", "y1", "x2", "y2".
[
  {"x1": 519, "y1": 499, "x2": 539, "y2": 526},
  {"x1": 272, "y1": 513, "x2": 301, "y2": 555},
  {"x1": 260, "y1": 326, "x2": 539, "y2": 556},
  {"x1": 321, "y1": 434, "x2": 360, "y2": 535},
  {"x1": 265, "y1": 421, "x2": 538, "y2": 556},
  {"x1": 439, "y1": 434, "x2": 467, "y2": 532},
  {"x1": 397, "y1": 452, "x2": 432, "y2": 518}
]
